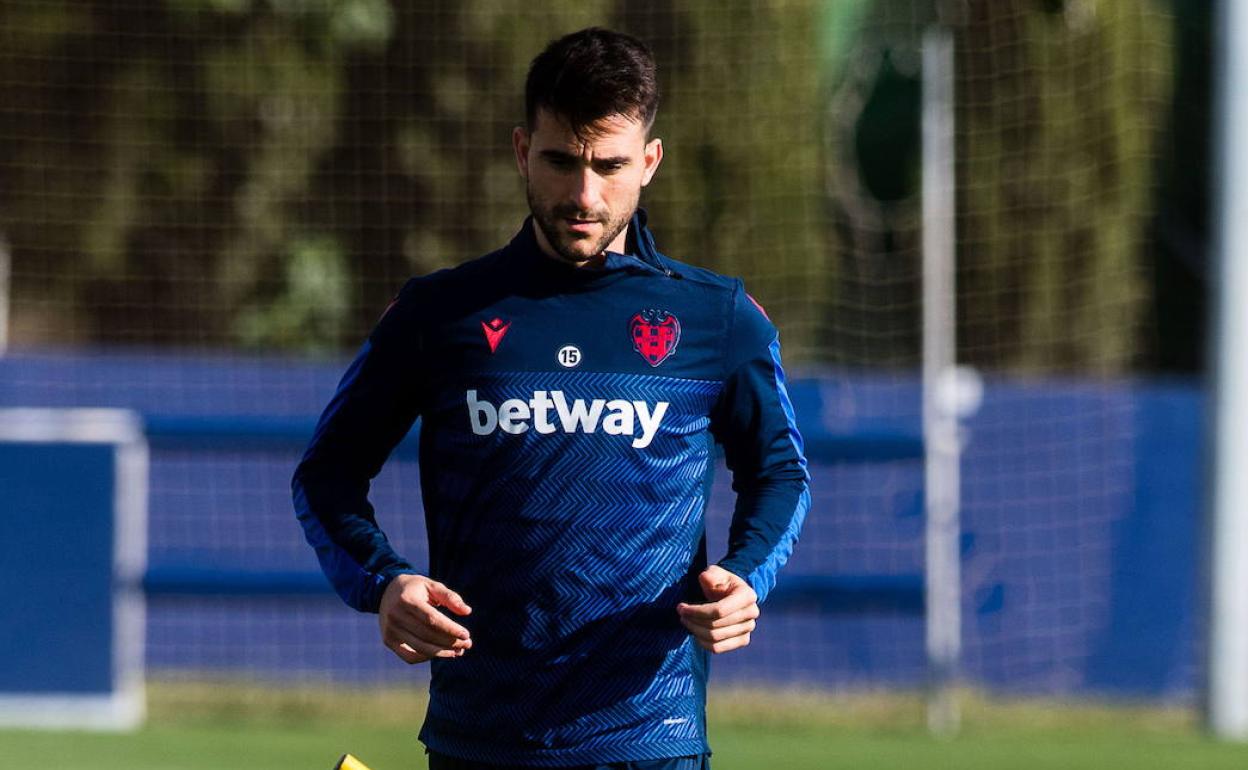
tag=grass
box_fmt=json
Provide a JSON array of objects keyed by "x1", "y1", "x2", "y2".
[{"x1": 3, "y1": 681, "x2": 1248, "y2": 769}]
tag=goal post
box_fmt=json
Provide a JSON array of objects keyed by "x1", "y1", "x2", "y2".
[
  {"x1": 1206, "y1": 0, "x2": 1248, "y2": 741},
  {"x1": 921, "y1": 24, "x2": 962, "y2": 737},
  {"x1": 0, "y1": 232, "x2": 8, "y2": 356}
]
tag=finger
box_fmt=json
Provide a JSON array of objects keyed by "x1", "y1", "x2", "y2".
[
  {"x1": 680, "y1": 615, "x2": 755, "y2": 642},
  {"x1": 391, "y1": 638, "x2": 462, "y2": 663},
  {"x1": 676, "y1": 589, "x2": 756, "y2": 622},
  {"x1": 709, "y1": 585, "x2": 758, "y2": 617},
  {"x1": 386, "y1": 632, "x2": 462, "y2": 663},
  {"x1": 673, "y1": 601, "x2": 721, "y2": 623},
  {"x1": 695, "y1": 632, "x2": 752, "y2": 655},
  {"x1": 384, "y1": 607, "x2": 456, "y2": 647},
  {"x1": 387, "y1": 607, "x2": 463, "y2": 646},
  {"x1": 699, "y1": 567, "x2": 735, "y2": 599},
  {"x1": 427, "y1": 582, "x2": 473, "y2": 616},
  {"x1": 710, "y1": 603, "x2": 759, "y2": 628},
  {"x1": 680, "y1": 604, "x2": 759, "y2": 631},
  {"x1": 680, "y1": 617, "x2": 756, "y2": 644},
  {"x1": 389, "y1": 641, "x2": 425, "y2": 664},
  {"x1": 397, "y1": 601, "x2": 472, "y2": 641},
  {"x1": 402, "y1": 636, "x2": 464, "y2": 660},
  {"x1": 387, "y1": 613, "x2": 471, "y2": 650}
]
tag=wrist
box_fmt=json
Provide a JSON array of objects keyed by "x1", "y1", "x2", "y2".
[{"x1": 377, "y1": 569, "x2": 421, "y2": 609}]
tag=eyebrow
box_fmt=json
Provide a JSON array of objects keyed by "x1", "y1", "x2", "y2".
[{"x1": 539, "y1": 149, "x2": 631, "y2": 166}]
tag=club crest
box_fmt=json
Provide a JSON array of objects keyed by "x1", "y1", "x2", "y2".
[{"x1": 629, "y1": 309, "x2": 681, "y2": 367}]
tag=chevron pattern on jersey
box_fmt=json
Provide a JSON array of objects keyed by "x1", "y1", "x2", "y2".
[{"x1": 415, "y1": 371, "x2": 721, "y2": 765}]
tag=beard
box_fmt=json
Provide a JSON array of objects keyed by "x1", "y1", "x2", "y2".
[{"x1": 527, "y1": 181, "x2": 637, "y2": 265}]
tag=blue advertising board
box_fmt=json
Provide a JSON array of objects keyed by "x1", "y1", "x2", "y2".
[
  {"x1": 0, "y1": 409, "x2": 147, "y2": 730},
  {"x1": 0, "y1": 351, "x2": 1209, "y2": 702}
]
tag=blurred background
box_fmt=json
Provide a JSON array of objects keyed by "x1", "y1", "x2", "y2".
[{"x1": 0, "y1": 0, "x2": 1230, "y2": 768}]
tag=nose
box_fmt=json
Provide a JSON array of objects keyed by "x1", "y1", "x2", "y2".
[{"x1": 569, "y1": 168, "x2": 601, "y2": 213}]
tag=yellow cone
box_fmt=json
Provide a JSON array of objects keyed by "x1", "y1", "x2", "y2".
[{"x1": 334, "y1": 754, "x2": 374, "y2": 770}]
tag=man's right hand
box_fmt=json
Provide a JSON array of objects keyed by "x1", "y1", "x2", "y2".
[{"x1": 379, "y1": 574, "x2": 473, "y2": 664}]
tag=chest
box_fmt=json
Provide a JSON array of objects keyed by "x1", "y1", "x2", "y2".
[{"x1": 422, "y1": 284, "x2": 731, "y2": 381}]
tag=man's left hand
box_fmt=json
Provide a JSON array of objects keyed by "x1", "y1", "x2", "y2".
[{"x1": 676, "y1": 565, "x2": 759, "y2": 654}]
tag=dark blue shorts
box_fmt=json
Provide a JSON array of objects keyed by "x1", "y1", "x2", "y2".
[{"x1": 426, "y1": 751, "x2": 711, "y2": 770}]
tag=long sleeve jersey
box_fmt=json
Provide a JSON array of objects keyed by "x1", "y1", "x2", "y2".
[{"x1": 292, "y1": 210, "x2": 810, "y2": 766}]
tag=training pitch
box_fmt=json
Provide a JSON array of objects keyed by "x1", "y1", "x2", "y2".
[{"x1": 4, "y1": 682, "x2": 1248, "y2": 769}]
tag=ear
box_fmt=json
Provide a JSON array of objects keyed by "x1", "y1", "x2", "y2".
[
  {"x1": 513, "y1": 125, "x2": 531, "y2": 179},
  {"x1": 641, "y1": 137, "x2": 663, "y2": 187}
]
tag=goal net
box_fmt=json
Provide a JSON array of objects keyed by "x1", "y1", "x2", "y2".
[{"x1": 0, "y1": 0, "x2": 1184, "y2": 707}]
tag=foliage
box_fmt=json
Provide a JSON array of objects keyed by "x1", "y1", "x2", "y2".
[
  {"x1": 621, "y1": 1, "x2": 831, "y2": 361},
  {"x1": 0, "y1": 1, "x2": 1177, "y2": 372},
  {"x1": 956, "y1": 0, "x2": 1173, "y2": 374},
  {"x1": 823, "y1": 0, "x2": 1173, "y2": 373}
]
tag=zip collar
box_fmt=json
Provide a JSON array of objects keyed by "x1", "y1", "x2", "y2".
[
  {"x1": 624, "y1": 208, "x2": 675, "y2": 276},
  {"x1": 508, "y1": 209, "x2": 680, "y2": 281}
]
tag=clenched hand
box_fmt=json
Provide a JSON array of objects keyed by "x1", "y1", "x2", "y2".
[
  {"x1": 379, "y1": 574, "x2": 472, "y2": 664},
  {"x1": 676, "y1": 565, "x2": 759, "y2": 654}
]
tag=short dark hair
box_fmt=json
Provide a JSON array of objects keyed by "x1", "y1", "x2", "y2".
[{"x1": 524, "y1": 27, "x2": 659, "y2": 135}]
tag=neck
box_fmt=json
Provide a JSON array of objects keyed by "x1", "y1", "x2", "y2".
[{"x1": 531, "y1": 220, "x2": 629, "y2": 269}]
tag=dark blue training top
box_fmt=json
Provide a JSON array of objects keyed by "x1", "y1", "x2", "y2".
[{"x1": 293, "y1": 210, "x2": 810, "y2": 766}]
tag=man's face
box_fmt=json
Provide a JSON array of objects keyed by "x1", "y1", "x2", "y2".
[{"x1": 513, "y1": 109, "x2": 663, "y2": 266}]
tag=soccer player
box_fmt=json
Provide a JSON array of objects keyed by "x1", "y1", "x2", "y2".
[{"x1": 293, "y1": 27, "x2": 809, "y2": 770}]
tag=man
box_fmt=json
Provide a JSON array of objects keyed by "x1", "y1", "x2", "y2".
[{"x1": 293, "y1": 27, "x2": 809, "y2": 770}]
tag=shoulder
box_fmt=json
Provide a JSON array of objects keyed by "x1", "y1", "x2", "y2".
[
  {"x1": 651, "y1": 253, "x2": 776, "y2": 340},
  {"x1": 651, "y1": 252, "x2": 738, "y2": 294},
  {"x1": 400, "y1": 248, "x2": 509, "y2": 303},
  {"x1": 371, "y1": 248, "x2": 510, "y2": 347},
  {"x1": 648, "y1": 251, "x2": 777, "y2": 372},
  {"x1": 388, "y1": 248, "x2": 511, "y2": 316}
]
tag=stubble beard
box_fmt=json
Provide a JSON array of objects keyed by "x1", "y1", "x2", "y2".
[{"x1": 527, "y1": 182, "x2": 636, "y2": 265}]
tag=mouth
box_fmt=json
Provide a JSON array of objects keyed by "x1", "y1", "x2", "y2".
[{"x1": 563, "y1": 217, "x2": 600, "y2": 234}]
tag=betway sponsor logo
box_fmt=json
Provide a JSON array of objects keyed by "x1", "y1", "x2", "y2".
[{"x1": 467, "y1": 390, "x2": 669, "y2": 449}]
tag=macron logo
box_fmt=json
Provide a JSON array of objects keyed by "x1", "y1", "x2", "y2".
[{"x1": 467, "y1": 390, "x2": 669, "y2": 449}]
